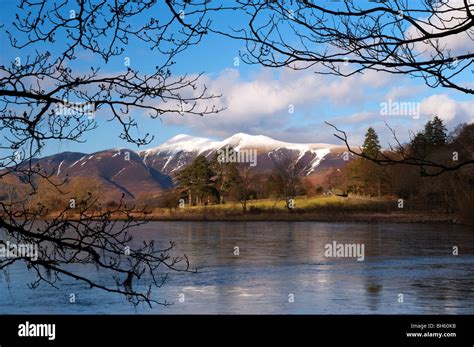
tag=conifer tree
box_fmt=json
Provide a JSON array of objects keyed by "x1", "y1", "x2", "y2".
[
  {"x1": 430, "y1": 116, "x2": 448, "y2": 146},
  {"x1": 362, "y1": 127, "x2": 381, "y2": 158},
  {"x1": 177, "y1": 155, "x2": 214, "y2": 205},
  {"x1": 210, "y1": 150, "x2": 241, "y2": 203},
  {"x1": 361, "y1": 127, "x2": 382, "y2": 196}
]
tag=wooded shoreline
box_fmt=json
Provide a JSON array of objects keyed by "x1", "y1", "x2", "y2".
[
  {"x1": 4, "y1": 195, "x2": 469, "y2": 225},
  {"x1": 29, "y1": 211, "x2": 459, "y2": 225}
]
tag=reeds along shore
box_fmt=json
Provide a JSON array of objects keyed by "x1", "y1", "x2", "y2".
[{"x1": 18, "y1": 196, "x2": 464, "y2": 225}]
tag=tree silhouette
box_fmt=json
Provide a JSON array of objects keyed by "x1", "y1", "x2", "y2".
[
  {"x1": 425, "y1": 116, "x2": 448, "y2": 146},
  {"x1": 270, "y1": 150, "x2": 306, "y2": 207},
  {"x1": 212, "y1": 0, "x2": 473, "y2": 94},
  {"x1": 326, "y1": 120, "x2": 473, "y2": 177},
  {"x1": 204, "y1": 0, "x2": 474, "y2": 175},
  {"x1": 0, "y1": 0, "x2": 222, "y2": 306}
]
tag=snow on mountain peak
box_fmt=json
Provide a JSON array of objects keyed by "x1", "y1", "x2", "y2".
[
  {"x1": 142, "y1": 134, "x2": 220, "y2": 155},
  {"x1": 136, "y1": 132, "x2": 349, "y2": 176},
  {"x1": 220, "y1": 133, "x2": 343, "y2": 152},
  {"x1": 167, "y1": 134, "x2": 191, "y2": 142},
  {"x1": 140, "y1": 132, "x2": 343, "y2": 156},
  {"x1": 223, "y1": 133, "x2": 281, "y2": 149}
]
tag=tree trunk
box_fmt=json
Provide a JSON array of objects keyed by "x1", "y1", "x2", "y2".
[{"x1": 241, "y1": 199, "x2": 247, "y2": 213}]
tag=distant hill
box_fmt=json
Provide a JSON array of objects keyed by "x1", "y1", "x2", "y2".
[
  {"x1": 7, "y1": 133, "x2": 354, "y2": 200},
  {"x1": 26, "y1": 149, "x2": 173, "y2": 200}
]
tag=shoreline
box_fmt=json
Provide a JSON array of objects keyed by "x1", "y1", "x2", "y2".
[
  {"x1": 142, "y1": 213, "x2": 456, "y2": 224},
  {"x1": 31, "y1": 211, "x2": 460, "y2": 225}
]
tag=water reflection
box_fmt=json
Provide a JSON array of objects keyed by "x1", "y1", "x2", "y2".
[{"x1": 1, "y1": 221, "x2": 473, "y2": 314}]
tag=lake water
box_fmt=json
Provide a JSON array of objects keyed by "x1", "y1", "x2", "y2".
[{"x1": 1, "y1": 221, "x2": 473, "y2": 314}]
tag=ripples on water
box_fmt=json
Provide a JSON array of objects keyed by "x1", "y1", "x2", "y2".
[{"x1": 1, "y1": 222, "x2": 473, "y2": 314}]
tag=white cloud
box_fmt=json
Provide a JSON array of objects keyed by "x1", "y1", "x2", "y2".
[
  {"x1": 420, "y1": 94, "x2": 474, "y2": 124},
  {"x1": 317, "y1": 94, "x2": 474, "y2": 145},
  {"x1": 162, "y1": 67, "x2": 396, "y2": 137},
  {"x1": 385, "y1": 85, "x2": 425, "y2": 101},
  {"x1": 406, "y1": 0, "x2": 474, "y2": 54},
  {"x1": 158, "y1": 67, "x2": 471, "y2": 145}
]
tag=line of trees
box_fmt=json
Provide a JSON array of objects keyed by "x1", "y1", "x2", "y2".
[
  {"x1": 329, "y1": 117, "x2": 474, "y2": 222},
  {"x1": 158, "y1": 116, "x2": 473, "y2": 223}
]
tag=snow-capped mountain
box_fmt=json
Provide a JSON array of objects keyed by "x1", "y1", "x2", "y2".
[
  {"x1": 139, "y1": 133, "x2": 350, "y2": 176},
  {"x1": 13, "y1": 133, "x2": 352, "y2": 200}
]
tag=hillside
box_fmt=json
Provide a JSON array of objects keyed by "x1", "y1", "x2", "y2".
[{"x1": 2, "y1": 133, "x2": 353, "y2": 202}]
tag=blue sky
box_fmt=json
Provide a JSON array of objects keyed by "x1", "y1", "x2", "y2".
[{"x1": 1, "y1": 0, "x2": 472, "y2": 156}]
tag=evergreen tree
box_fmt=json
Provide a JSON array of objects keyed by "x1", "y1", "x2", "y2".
[
  {"x1": 410, "y1": 131, "x2": 427, "y2": 158},
  {"x1": 361, "y1": 127, "x2": 383, "y2": 196},
  {"x1": 415, "y1": 116, "x2": 447, "y2": 151},
  {"x1": 362, "y1": 127, "x2": 381, "y2": 158},
  {"x1": 209, "y1": 150, "x2": 241, "y2": 203},
  {"x1": 424, "y1": 120, "x2": 434, "y2": 145},
  {"x1": 176, "y1": 165, "x2": 194, "y2": 204},
  {"x1": 430, "y1": 116, "x2": 447, "y2": 146},
  {"x1": 190, "y1": 155, "x2": 214, "y2": 204},
  {"x1": 176, "y1": 155, "x2": 214, "y2": 205}
]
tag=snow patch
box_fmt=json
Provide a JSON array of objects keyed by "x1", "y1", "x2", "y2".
[
  {"x1": 111, "y1": 168, "x2": 126, "y2": 179},
  {"x1": 112, "y1": 149, "x2": 122, "y2": 158},
  {"x1": 69, "y1": 155, "x2": 87, "y2": 168},
  {"x1": 306, "y1": 148, "x2": 331, "y2": 175},
  {"x1": 57, "y1": 160, "x2": 64, "y2": 176}
]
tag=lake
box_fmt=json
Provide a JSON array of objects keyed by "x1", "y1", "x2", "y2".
[{"x1": 1, "y1": 221, "x2": 473, "y2": 314}]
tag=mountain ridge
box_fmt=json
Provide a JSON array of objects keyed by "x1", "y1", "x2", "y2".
[
  {"x1": 8, "y1": 133, "x2": 353, "y2": 201},
  {"x1": 139, "y1": 132, "x2": 348, "y2": 176},
  {"x1": 141, "y1": 132, "x2": 345, "y2": 155}
]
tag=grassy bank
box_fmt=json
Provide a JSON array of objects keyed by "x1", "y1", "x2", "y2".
[
  {"x1": 30, "y1": 196, "x2": 457, "y2": 224},
  {"x1": 145, "y1": 196, "x2": 453, "y2": 223}
]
